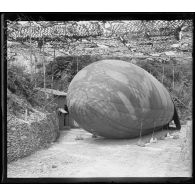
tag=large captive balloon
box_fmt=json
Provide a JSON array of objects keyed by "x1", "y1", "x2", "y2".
[{"x1": 67, "y1": 60, "x2": 178, "y2": 139}]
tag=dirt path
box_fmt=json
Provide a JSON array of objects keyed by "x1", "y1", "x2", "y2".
[{"x1": 7, "y1": 122, "x2": 192, "y2": 178}]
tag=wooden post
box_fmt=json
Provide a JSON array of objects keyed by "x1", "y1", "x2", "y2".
[
  {"x1": 34, "y1": 65, "x2": 37, "y2": 88},
  {"x1": 34, "y1": 41, "x2": 37, "y2": 88},
  {"x1": 77, "y1": 56, "x2": 78, "y2": 73},
  {"x1": 42, "y1": 36, "x2": 46, "y2": 90},
  {"x1": 67, "y1": 114, "x2": 69, "y2": 127},
  {"x1": 29, "y1": 22, "x2": 33, "y2": 82},
  {"x1": 162, "y1": 65, "x2": 164, "y2": 84},
  {"x1": 52, "y1": 47, "x2": 55, "y2": 90},
  {"x1": 172, "y1": 65, "x2": 175, "y2": 89}
]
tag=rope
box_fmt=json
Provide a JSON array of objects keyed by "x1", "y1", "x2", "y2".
[
  {"x1": 139, "y1": 121, "x2": 143, "y2": 139},
  {"x1": 152, "y1": 121, "x2": 156, "y2": 138}
]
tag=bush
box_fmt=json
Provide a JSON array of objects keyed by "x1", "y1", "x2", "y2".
[
  {"x1": 7, "y1": 63, "x2": 38, "y2": 107},
  {"x1": 128, "y1": 57, "x2": 192, "y2": 120}
]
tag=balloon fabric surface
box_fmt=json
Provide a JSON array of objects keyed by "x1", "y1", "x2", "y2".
[{"x1": 67, "y1": 60, "x2": 174, "y2": 139}]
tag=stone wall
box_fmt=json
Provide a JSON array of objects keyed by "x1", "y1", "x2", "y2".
[{"x1": 7, "y1": 112, "x2": 59, "y2": 163}]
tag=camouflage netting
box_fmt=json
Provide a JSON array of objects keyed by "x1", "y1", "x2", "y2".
[
  {"x1": 7, "y1": 112, "x2": 59, "y2": 163},
  {"x1": 7, "y1": 20, "x2": 193, "y2": 56},
  {"x1": 180, "y1": 121, "x2": 192, "y2": 161},
  {"x1": 111, "y1": 20, "x2": 193, "y2": 53}
]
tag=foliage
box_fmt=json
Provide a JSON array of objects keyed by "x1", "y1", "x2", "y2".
[
  {"x1": 44, "y1": 55, "x2": 102, "y2": 91},
  {"x1": 137, "y1": 58, "x2": 192, "y2": 120},
  {"x1": 7, "y1": 62, "x2": 58, "y2": 117},
  {"x1": 7, "y1": 63, "x2": 38, "y2": 106}
]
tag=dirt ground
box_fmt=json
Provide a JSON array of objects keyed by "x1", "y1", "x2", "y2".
[{"x1": 7, "y1": 121, "x2": 192, "y2": 178}]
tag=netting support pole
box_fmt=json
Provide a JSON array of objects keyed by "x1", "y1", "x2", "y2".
[
  {"x1": 29, "y1": 22, "x2": 33, "y2": 83},
  {"x1": 172, "y1": 65, "x2": 175, "y2": 89},
  {"x1": 43, "y1": 35, "x2": 46, "y2": 91},
  {"x1": 52, "y1": 46, "x2": 55, "y2": 90},
  {"x1": 162, "y1": 65, "x2": 164, "y2": 84},
  {"x1": 77, "y1": 56, "x2": 78, "y2": 73}
]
